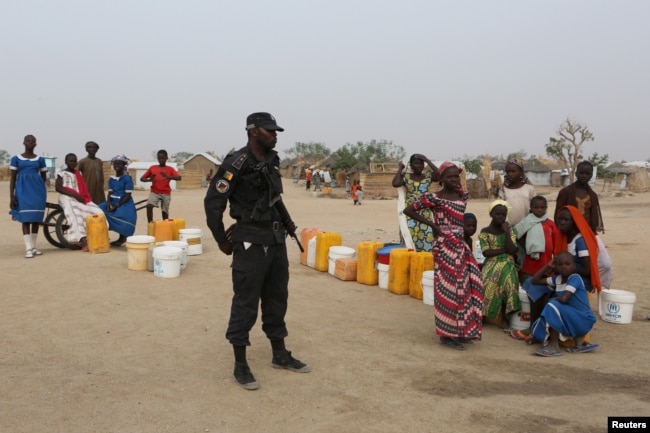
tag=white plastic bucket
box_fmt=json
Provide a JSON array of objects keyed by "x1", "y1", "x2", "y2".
[
  {"x1": 378, "y1": 263, "x2": 390, "y2": 290},
  {"x1": 599, "y1": 289, "x2": 637, "y2": 324},
  {"x1": 421, "y1": 270, "x2": 434, "y2": 305},
  {"x1": 153, "y1": 246, "x2": 182, "y2": 278},
  {"x1": 307, "y1": 236, "x2": 317, "y2": 268},
  {"x1": 509, "y1": 287, "x2": 531, "y2": 330},
  {"x1": 328, "y1": 246, "x2": 356, "y2": 276},
  {"x1": 126, "y1": 235, "x2": 156, "y2": 271},
  {"x1": 178, "y1": 228, "x2": 203, "y2": 255},
  {"x1": 160, "y1": 240, "x2": 189, "y2": 270}
]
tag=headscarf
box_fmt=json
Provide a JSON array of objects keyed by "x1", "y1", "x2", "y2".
[
  {"x1": 464, "y1": 212, "x2": 477, "y2": 221},
  {"x1": 488, "y1": 199, "x2": 511, "y2": 216},
  {"x1": 554, "y1": 205, "x2": 601, "y2": 292},
  {"x1": 111, "y1": 154, "x2": 130, "y2": 167},
  {"x1": 503, "y1": 157, "x2": 530, "y2": 187},
  {"x1": 438, "y1": 161, "x2": 465, "y2": 195}
]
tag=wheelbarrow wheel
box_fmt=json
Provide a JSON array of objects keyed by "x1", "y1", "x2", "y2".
[
  {"x1": 55, "y1": 212, "x2": 82, "y2": 250},
  {"x1": 43, "y1": 209, "x2": 67, "y2": 249}
]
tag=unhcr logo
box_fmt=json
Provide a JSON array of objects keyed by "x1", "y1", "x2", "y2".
[{"x1": 607, "y1": 303, "x2": 621, "y2": 314}]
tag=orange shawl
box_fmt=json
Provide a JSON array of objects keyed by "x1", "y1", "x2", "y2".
[{"x1": 554, "y1": 205, "x2": 601, "y2": 292}]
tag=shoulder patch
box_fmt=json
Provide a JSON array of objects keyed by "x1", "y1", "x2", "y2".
[
  {"x1": 232, "y1": 153, "x2": 247, "y2": 170},
  {"x1": 223, "y1": 171, "x2": 234, "y2": 181},
  {"x1": 215, "y1": 179, "x2": 230, "y2": 193}
]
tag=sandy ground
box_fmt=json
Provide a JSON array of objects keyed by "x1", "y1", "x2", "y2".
[{"x1": 1, "y1": 179, "x2": 649, "y2": 433}]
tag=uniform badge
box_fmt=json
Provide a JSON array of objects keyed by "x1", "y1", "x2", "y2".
[
  {"x1": 223, "y1": 171, "x2": 234, "y2": 181},
  {"x1": 215, "y1": 179, "x2": 230, "y2": 193}
]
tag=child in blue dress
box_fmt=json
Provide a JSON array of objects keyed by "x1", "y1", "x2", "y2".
[
  {"x1": 9, "y1": 135, "x2": 48, "y2": 258},
  {"x1": 99, "y1": 155, "x2": 137, "y2": 246},
  {"x1": 529, "y1": 251, "x2": 598, "y2": 356}
]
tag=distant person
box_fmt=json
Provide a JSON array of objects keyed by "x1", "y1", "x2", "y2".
[
  {"x1": 404, "y1": 162, "x2": 483, "y2": 350},
  {"x1": 9, "y1": 134, "x2": 48, "y2": 258},
  {"x1": 140, "y1": 149, "x2": 181, "y2": 223},
  {"x1": 529, "y1": 252, "x2": 598, "y2": 357},
  {"x1": 345, "y1": 176, "x2": 351, "y2": 195},
  {"x1": 305, "y1": 167, "x2": 312, "y2": 191},
  {"x1": 203, "y1": 168, "x2": 214, "y2": 188},
  {"x1": 555, "y1": 161, "x2": 604, "y2": 234},
  {"x1": 479, "y1": 200, "x2": 521, "y2": 329},
  {"x1": 313, "y1": 168, "x2": 322, "y2": 191},
  {"x1": 392, "y1": 154, "x2": 439, "y2": 252},
  {"x1": 99, "y1": 155, "x2": 136, "y2": 247},
  {"x1": 351, "y1": 180, "x2": 361, "y2": 205},
  {"x1": 55, "y1": 153, "x2": 105, "y2": 252},
  {"x1": 77, "y1": 141, "x2": 106, "y2": 205},
  {"x1": 322, "y1": 165, "x2": 332, "y2": 187}
]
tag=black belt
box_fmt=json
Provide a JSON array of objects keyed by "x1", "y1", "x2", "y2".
[{"x1": 238, "y1": 221, "x2": 283, "y2": 231}]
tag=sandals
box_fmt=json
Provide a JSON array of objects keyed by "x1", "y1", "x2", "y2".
[
  {"x1": 440, "y1": 338, "x2": 465, "y2": 351},
  {"x1": 535, "y1": 347, "x2": 562, "y2": 357},
  {"x1": 566, "y1": 344, "x2": 599, "y2": 354},
  {"x1": 508, "y1": 329, "x2": 529, "y2": 340}
]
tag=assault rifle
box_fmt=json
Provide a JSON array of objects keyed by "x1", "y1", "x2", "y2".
[{"x1": 253, "y1": 162, "x2": 304, "y2": 252}]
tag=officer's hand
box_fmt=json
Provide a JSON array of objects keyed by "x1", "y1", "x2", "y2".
[{"x1": 218, "y1": 241, "x2": 232, "y2": 255}]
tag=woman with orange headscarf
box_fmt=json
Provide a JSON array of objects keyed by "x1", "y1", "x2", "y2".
[
  {"x1": 555, "y1": 206, "x2": 605, "y2": 293},
  {"x1": 404, "y1": 162, "x2": 483, "y2": 351}
]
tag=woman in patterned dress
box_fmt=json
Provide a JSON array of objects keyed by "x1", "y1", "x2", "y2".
[
  {"x1": 392, "y1": 154, "x2": 439, "y2": 252},
  {"x1": 404, "y1": 162, "x2": 484, "y2": 350}
]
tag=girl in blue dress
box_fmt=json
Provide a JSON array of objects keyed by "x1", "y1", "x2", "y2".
[
  {"x1": 9, "y1": 135, "x2": 48, "y2": 258},
  {"x1": 529, "y1": 251, "x2": 598, "y2": 357},
  {"x1": 99, "y1": 155, "x2": 137, "y2": 246}
]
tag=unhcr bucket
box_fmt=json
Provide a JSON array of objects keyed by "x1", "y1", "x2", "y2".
[
  {"x1": 599, "y1": 289, "x2": 637, "y2": 324},
  {"x1": 160, "y1": 240, "x2": 189, "y2": 270},
  {"x1": 178, "y1": 228, "x2": 203, "y2": 255},
  {"x1": 153, "y1": 246, "x2": 182, "y2": 278},
  {"x1": 126, "y1": 235, "x2": 156, "y2": 271}
]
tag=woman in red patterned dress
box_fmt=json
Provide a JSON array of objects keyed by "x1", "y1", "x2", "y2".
[{"x1": 404, "y1": 162, "x2": 484, "y2": 350}]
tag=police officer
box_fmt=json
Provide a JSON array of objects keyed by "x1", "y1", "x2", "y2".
[{"x1": 204, "y1": 112, "x2": 310, "y2": 390}]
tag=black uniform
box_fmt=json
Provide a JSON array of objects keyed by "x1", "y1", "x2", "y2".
[{"x1": 204, "y1": 145, "x2": 289, "y2": 347}]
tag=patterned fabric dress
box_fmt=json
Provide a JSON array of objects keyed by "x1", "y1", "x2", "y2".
[
  {"x1": 403, "y1": 171, "x2": 436, "y2": 252},
  {"x1": 479, "y1": 230, "x2": 522, "y2": 320},
  {"x1": 9, "y1": 155, "x2": 48, "y2": 223},
  {"x1": 411, "y1": 192, "x2": 484, "y2": 340}
]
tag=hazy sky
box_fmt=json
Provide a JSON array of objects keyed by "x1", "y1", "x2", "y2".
[{"x1": 2, "y1": 1, "x2": 649, "y2": 165}]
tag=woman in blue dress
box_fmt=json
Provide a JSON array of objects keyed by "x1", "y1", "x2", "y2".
[
  {"x1": 9, "y1": 135, "x2": 48, "y2": 258},
  {"x1": 392, "y1": 154, "x2": 439, "y2": 252},
  {"x1": 99, "y1": 155, "x2": 137, "y2": 246}
]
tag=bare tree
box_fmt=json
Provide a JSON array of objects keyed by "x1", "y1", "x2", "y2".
[{"x1": 545, "y1": 117, "x2": 595, "y2": 183}]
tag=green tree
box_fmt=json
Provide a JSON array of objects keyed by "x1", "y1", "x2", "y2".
[
  {"x1": 545, "y1": 117, "x2": 595, "y2": 183},
  {"x1": 283, "y1": 142, "x2": 331, "y2": 162},
  {"x1": 171, "y1": 151, "x2": 194, "y2": 164},
  {"x1": 587, "y1": 152, "x2": 609, "y2": 179},
  {"x1": 333, "y1": 139, "x2": 405, "y2": 172},
  {"x1": 0, "y1": 149, "x2": 10, "y2": 166}
]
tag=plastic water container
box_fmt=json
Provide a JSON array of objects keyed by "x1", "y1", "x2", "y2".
[
  {"x1": 599, "y1": 289, "x2": 637, "y2": 324},
  {"x1": 168, "y1": 218, "x2": 185, "y2": 240},
  {"x1": 334, "y1": 258, "x2": 357, "y2": 281},
  {"x1": 509, "y1": 287, "x2": 531, "y2": 330},
  {"x1": 409, "y1": 251, "x2": 434, "y2": 300},
  {"x1": 474, "y1": 240, "x2": 485, "y2": 265},
  {"x1": 377, "y1": 244, "x2": 406, "y2": 265},
  {"x1": 315, "y1": 232, "x2": 342, "y2": 272},
  {"x1": 378, "y1": 263, "x2": 390, "y2": 289},
  {"x1": 388, "y1": 249, "x2": 412, "y2": 295},
  {"x1": 300, "y1": 227, "x2": 321, "y2": 265},
  {"x1": 356, "y1": 241, "x2": 383, "y2": 285},
  {"x1": 159, "y1": 240, "x2": 189, "y2": 270},
  {"x1": 153, "y1": 220, "x2": 175, "y2": 243},
  {"x1": 307, "y1": 236, "x2": 318, "y2": 268},
  {"x1": 421, "y1": 270, "x2": 434, "y2": 305},
  {"x1": 178, "y1": 228, "x2": 203, "y2": 255},
  {"x1": 153, "y1": 246, "x2": 182, "y2": 278},
  {"x1": 126, "y1": 235, "x2": 156, "y2": 271},
  {"x1": 86, "y1": 213, "x2": 110, "y2": 254},
  {"x1": 328, "y1": 246, "x2": 356, "y2": 275}
]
